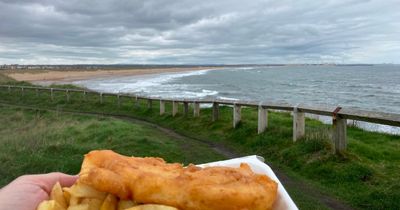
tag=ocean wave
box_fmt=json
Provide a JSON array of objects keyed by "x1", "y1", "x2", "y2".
[
  {"x1": 218, "y1": 96, "x2": 239, "y2": 101},
  {"x1": 160, "y1": 89, "x2": 218, "y2": 99},
  {"x1": 302, "y1": 114, "x2": 400, "y2": 134},
  {"x1": 231, "y1": 67, "x2": 256, "y2": 70},
  {"x1": 135, "y1": 88, "x2": 219, "y2": 100},
  {"x1": 73, "y1": 69, "x2": 212, "y2": 94}
]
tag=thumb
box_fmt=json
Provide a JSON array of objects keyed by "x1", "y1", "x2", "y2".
[{"x1": 28, "y1": 172, "x2": 78, "y2": 194}]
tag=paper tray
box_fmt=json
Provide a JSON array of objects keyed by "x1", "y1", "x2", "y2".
[{"x1": 198, "y1": 155, "x2": 298, "y2": 210}]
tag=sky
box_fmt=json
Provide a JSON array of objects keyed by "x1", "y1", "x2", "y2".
[{"x1": 0, "y1": 0, "x2": 399, "y2": 64}]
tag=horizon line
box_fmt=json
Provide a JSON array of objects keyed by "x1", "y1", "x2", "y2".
[{"x1": 1, "y1": 63, "x2": 399, "y2": 66}]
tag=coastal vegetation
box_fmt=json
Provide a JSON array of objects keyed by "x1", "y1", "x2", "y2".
[
  {"x1": 0, "y1": 105, "x2": 225, "y2": 185},
  {"x1": 0, "y1": 74, "x2": 399, "y2": 209}
]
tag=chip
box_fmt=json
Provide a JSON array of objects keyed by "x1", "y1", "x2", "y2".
[
  {"x1": 50, "y1": 182, "x2": 67, "y2": 208},
  {"x1": 117, "y1": 199, "x2": 136, "y2": 210},
  {"x1": 64, "y1": 182, "x2": 107, "y2": 200},
  {"x1": 125, "y1": 204, "x2": 178, "y2": 210},
  {"x1": 100, "y1": 194, "x2": 117, "y2": 210},
  {"x1": 67, "y1": 204, "x2": 89, "y2": 210},
  {"x1": 37, "y1": 200, "x2": 66, "y2": 210}
]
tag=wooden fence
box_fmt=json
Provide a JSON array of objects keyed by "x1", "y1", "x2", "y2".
[{"x1": 1, "y1": 85, "x2": 399, "y2": 154}]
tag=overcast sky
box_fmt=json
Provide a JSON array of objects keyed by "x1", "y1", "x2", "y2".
[{"x1": 0, "y1": 0, "x2": 399, "y2": 64}]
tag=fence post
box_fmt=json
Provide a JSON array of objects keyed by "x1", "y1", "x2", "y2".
[
  {"x1": 100, "y1": 93, "x2": 103, "y2": 104},
  {"x1": 66, "y1": 90, "x2": 70, "y2": 102},
  {"x1": 50, "y1": 88, "x2": 54, "y2": 101},
  {"x1": 233, "y1": 103, "x2": 241, "y2": 128},
  {"x1": 160, "y1": 100, "x2": 165, "y2": 115},
  {"x1": 193, "y1": 102, "x2": 200, "y2": 117},
  {"x1": 134, "y1": 96, "x2": 138, "y2": 107},
  {"x1": 21, "y1": 87, "x2": 24, "y2": 96},
  {"x1": 258, "y1": 104, "x2": 268, "y2": 134},
  {"x1": 83, "y1": 91, "x2": 87, "y2": 101},
  {"x1": 172, "y1": 101, "x2": 178, "y2": 116},
  {"x1": 183, "y1": 102, "x2": 189, "y2": 117},
  {"x1": 8, "y1": 85, "x2": 11, "y2": 93},
  {"x1": 147, "y1": 99, "x2": 152, "y2": 109},
  {"x1": 117, "y1": 94, "x2": 121, "y2": 107},
  {"x1": 293, "y1": 106, "x2": 305, "y2": 141},
  {"x1": 332, "y1": 107, "x2": 347, "y2": 154},
  {"x1": 212, "y1": 101, "x2": 219, "y2": 121}
]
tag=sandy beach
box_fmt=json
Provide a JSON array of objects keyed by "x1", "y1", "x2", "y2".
[{"x1": 5, "y1": 67, "x2": 219, "y2": 82}]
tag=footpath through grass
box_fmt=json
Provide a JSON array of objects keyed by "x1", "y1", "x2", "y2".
[{"x1": 0, "y1": 75, "x2": 399, "y2": 209}]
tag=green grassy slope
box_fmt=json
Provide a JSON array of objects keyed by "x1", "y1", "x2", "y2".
[{"x1": 0, "y1": 106, "x2": 224, "y2": 187}]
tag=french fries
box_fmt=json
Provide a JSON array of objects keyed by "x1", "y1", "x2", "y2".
[
  {"x1": 117, "y1": 200, "x2": 136, "y2": 210},
  {"x1": 67, "y1": 204, "x2": 89, "y2": 210},
  {"x1": 50, "y1": 182, "x2": 67, "y2": 208},
  {"x1": 100, "y1": 194, "x2": 117, "y2": 210},
  {"x1": 37, "y1": 200, "x2": 66, "y2": 210},
  {"x1": 65, "y1": 183, "x2": 107, "y2": 200},
  {"x1": 37, "y1": 182, "x2": 178, "y2": 210},
  {"x1": 125, "y1": 205, "x2": 179, "y2": 210}
]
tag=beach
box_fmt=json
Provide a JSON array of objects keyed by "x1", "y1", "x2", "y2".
[{"x1": 4, "y1": 67, "x2": 219, "y2": 82}]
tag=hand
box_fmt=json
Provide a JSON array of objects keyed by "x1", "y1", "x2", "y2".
[{"x1": 0, "y1": 172, "x2": 77, "y2": 210}]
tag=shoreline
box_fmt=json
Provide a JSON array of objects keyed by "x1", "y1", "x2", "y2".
[
  {"x1": 3, "y1": 66, "x2": 399, "y2": 135},
  {"x1": 5, "y1": 67, "x2": 222, "y2": 82}
]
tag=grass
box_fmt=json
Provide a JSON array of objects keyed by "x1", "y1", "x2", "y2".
[
  {"x1": 0, "y1": 106, "x2": 224, "y2": 187},
  {"x1": 0, "y1": 74, "x2": 399, "y2": 209}
]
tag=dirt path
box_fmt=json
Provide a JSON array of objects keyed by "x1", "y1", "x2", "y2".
[{"x1": 0, "y1": 102, "x2": 353, "y2": 210}]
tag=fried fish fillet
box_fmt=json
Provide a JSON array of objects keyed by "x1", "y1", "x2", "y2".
[{"x1": 79, "y1": 150, "x2": 277, "y2": 210}]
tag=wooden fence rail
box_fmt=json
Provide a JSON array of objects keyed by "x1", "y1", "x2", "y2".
[{"x1": 1, "y1": 85, "x2": 399, "y2": 154}]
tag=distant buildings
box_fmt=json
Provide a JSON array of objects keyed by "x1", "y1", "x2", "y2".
[
  {"x1": 0, "y1": 64, "x2": 101, "y2": 70},
  {"x1": 0, "y1": 63, "x2": 374, "y2": 71}
]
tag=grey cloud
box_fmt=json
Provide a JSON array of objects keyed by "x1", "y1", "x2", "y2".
[{"x1": 0, "y1": 0, "x2": 399, "y2": 64}]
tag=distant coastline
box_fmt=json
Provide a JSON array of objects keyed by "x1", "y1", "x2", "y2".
[
  {"x1": 4, "y1": 67, "x2": 223, "y2": 82},
  {"x1": 0, "y1": 63, "x2": 384, "y2": 71}
]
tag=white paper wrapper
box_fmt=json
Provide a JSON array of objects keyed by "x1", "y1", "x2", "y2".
[{"x1": 198, "y1": 155, "x2": 298, "y2": 210}]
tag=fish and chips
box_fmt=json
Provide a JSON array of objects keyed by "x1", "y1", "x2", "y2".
[{"x1": 37, "y1": 150, "x2": 277, "y2": 210}]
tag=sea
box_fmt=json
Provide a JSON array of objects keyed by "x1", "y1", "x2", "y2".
[{"x1": 71, "y1": 65, "x2": 400, "y2": 134}]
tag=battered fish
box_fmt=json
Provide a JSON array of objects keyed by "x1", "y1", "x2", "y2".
[{"x1": 79, "y1": 150, "x2": 277, "y2": 210}]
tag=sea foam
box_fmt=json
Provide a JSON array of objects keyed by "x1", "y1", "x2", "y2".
[{"x1": 73, "y1": 69, "x2": 217, "y2": 99}]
